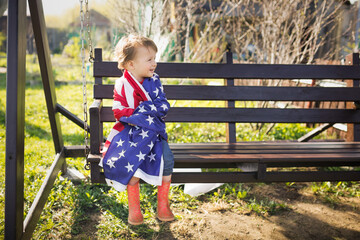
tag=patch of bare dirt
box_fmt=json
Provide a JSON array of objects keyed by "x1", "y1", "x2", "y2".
[
  {"x1": 163, "y1": 183, "x2": 360, "y2": 240},
  {"x1": 70, "y1": 210, "x2": 102, "y2": 240}
]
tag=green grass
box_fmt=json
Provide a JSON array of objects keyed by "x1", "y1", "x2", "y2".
[
  {"x1": 0, "y1": 54, "x2": 359, "y2": 239},
  {"x1": 311, "y1": 181, "x2": 360, "y2": 206}
]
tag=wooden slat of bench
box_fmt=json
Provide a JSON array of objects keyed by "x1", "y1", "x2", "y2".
[
  {"x1": 170, "y1": 143, "x2": 360, "y2": 164},
  {"x1": 93, "y1": 141, "x2": 359, "y2": 150},
  {"x1": 89, "y1": 141, "x2": 360, "y2": 153},
  {"x1": 171, "y1": 171, "x2": 360, "y2": 183},
  {"x1": 170, "y1": 148, "x2": 360, "y2": 154},
  {"x1": 94, "y1": 61, "x2": 360, "y2": 79},
  {"x1": 87, "y1": 148, "x2": 360, "y2": 163},
  {"x1": 165, "y1": 86, "x2": 360, "y2": 101},
  {"x1": 100, "y1": 107, "x2": 360, "y2": 123},
  {"x1": 174, "y1": 162, "x2": 360, "y2": 168},
  {"x1": 94, "y1": 84, "x2": 360, "y2": 101},
  {"x1": 87, "y1": 153, "x2": 360, "y2": 168},
  {"x1": 174, "y1": 152, "x2": 360, "y2": 163},
  {"x1": 169, "y1": 142, "x2": 360, "y2": 150},
  {"x1": 88, "y1": 144, "x2": 360, "y2": 159}
]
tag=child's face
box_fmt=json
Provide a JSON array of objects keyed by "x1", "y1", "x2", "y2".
[{"x1": 127, "y1": 46, "x2": 157, "y2": 81}]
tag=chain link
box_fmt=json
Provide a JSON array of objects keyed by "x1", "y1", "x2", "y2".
[
  {"x1": 80, "y1": 0, "x2": 90, "y2": 170},
  {"x1": 85, "y1": 0, "x2": 95, "y2": 63}
]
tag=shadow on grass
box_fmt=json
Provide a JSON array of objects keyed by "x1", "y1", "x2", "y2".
[
  {"x1": 0, "y1": 103, "x2": 52, "y2": 140},
  {"x1": 70, "y1": 183, "x2": 114, "y2": 238},
  {"x1": 0, "y1": 92, "x2": 50, "y2": 139},
  {"x1": 0, "y1": 106, "x2": 4, "y2": 126},
  {"x1": 0, "y1": 73, "x2": 5, "y2": 89},
  {"x1": 25, "y1": 122, "x2": 52, "y2": 139},
  {"x1": 63, "y1": 133, "x2": 86, "y2": 146},
  {"x1": 70, "y1": 182, "x2": 176, "y2": 239}
]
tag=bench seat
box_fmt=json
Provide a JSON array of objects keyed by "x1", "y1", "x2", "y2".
[{"x1": 87, "y1": 141, "x2": 360, "y2": 183}]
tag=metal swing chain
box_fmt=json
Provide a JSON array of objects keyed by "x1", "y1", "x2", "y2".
[
  {"x1": 80, "y1": 0, "x2": 91, "y2": 170},
  {"x1": 85, "y1": 0, "x2": 95, "y2": 63}
]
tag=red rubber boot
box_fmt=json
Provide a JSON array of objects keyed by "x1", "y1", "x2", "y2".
[
  {"x1": 157, "y1": 181, "x2": 175, "y2": 222},
  {"x1": 127, "y1": 182, "x2": 144, "y2": 225}
]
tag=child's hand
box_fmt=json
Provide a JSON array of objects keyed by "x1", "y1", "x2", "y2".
[{"x1": 128, "y1": 123, "x2": 136, "y2": 126}]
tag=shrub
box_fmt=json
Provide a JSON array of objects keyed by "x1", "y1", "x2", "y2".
[{"x1": 62, "y1": 37, "x2": 82, "y2": 59}]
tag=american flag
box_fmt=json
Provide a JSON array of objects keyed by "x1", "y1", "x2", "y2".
[{"x1": 101, "y1": 73, "x2": 170, "y2": 192}]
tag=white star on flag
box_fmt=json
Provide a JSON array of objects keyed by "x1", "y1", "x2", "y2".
[
  {"x1": 118, "y1": 149, "x2": 126, "y2": 158},
  {"x1": 135, "y1": 126, "x2": 140, "y2": 130},
  {"x1": 148, "y1": 152, "x2": 156, "y2": 161},
  {"x1": 116, "y1": 139, "x2": 125, "y2": 147},
  {"x1": 129, "y1": 141, "x2": 138, "y2": 147},
  {"x1": 138, "y1": 105, "x2": 146, "y2": 113},
  {"x1": 153, "y1": 88, "x2": 159, "y2": 96},
  {"x1": 136, "y1": 151, "x2": 146, "y2": 161},
  {"x1": 111, "y1": 157, "x2": 119, "y2": 162},
  {"x1": 147, "y1": 141, "x2": 154, "y2": 150},
  {"x1": 125, "y1": 162, "x2": 134, "y2": 172},
  {"x1": 106, "y1": 159, "x2": 116, "y2": 168},
  {"x1": 146, "y1": 115, "x2": 154, "y2": 125},
  {"x1": 129, "y1": 128, "x2": 133, "y2": 135},
  {"x1": 160, "y1": 85, "x2": 164, "y2": 92},
  {"x1": 149, "y1": 104, "x2": 157, "y2": 111},
  {"x1": 160, "y1": 104, "x2": 168, "y2": 111},
  {"x1": 139, "y1": 129, "x2": 149, "y2": 139}
]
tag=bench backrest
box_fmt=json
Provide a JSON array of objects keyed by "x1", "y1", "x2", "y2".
[{"x1": 92, "y1": 48, "x2": 360, "y2": 143}]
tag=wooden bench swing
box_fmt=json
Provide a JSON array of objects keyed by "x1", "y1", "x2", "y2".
[
  {"x1": 5, "y1": 0, "x2": 360, "y2": 238},
  {"x1": 86, "y1": 48, "x2": 360, "y2": 184}
]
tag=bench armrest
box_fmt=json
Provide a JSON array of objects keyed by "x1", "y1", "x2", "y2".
[{"x1": 89, "y1": 99, "x2": 103, "y2": 154}]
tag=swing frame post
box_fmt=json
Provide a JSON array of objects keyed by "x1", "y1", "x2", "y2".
[
  {"x1": 29, "y1": 0, "x2": 64, "y2": 155},
  {"x1": 5, "y1": 0, "x2": 86, "y2": 238},
  {"x1": 5, "y1": 0, "x2": 27, "y2": 239}
]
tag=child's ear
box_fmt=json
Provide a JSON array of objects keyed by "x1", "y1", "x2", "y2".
[{"x1": 127, "y1": 60, "x2": 135, "y2": 70}]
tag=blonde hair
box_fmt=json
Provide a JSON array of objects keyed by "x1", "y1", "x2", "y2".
[{"x1": 114, "y1": 34, "x2": 158, "y2": 70}]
